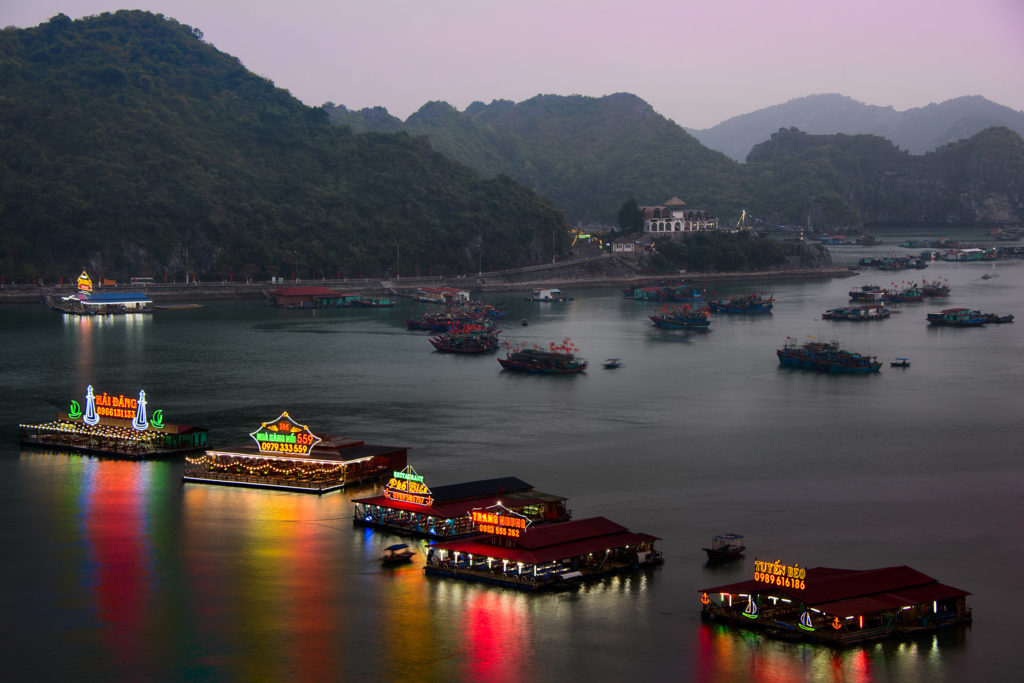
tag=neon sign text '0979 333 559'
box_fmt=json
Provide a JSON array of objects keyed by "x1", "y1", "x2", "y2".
[{"x1": 248, "y1": 412, "x2": 322, "y2": 456}]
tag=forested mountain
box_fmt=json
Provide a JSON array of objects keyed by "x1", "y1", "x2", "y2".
[
  {"x1": 0, "y1": 12, "x2": 566, "y2": 281},
  {"x1": 746, "y1": 126, "x2": 1024, "y2": 226},
  {"x1": 329, "y1": 95, "x2": 1024, "y2": 230},
  {"x1": 688, "y1": 93, "x2": 1024, "y2": 162},
  {"x1": 328, "y1": 94, "x2": 748, "y2": 226},
  {"x1": 3, "y1": 12, "x2": 1023, "y2": 285}
]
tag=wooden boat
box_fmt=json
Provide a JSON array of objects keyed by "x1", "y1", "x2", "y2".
[
  {"x1": 848, "y1": 285, "x2": 885, "y2": 302},
  {"x1": 983, "y1": 313, "x2": 1014, "y2": 324},
  {"x1": 381, "y1": 543, "x2": 415, "y2": 565},
  {"x1": 890, "y1": 358, "x2": 910, "y2": 368},
  {"x1": 703, "y1": 534, "x2": 745, "y2": 561},
  {"x1": 498, "y1": 340, "x2": 587, "y2": 374},
  {"x1": 885, "y1": 284, "x2": 925, "y2": 303},
  {"x1": 649, "y1": 305, "x2": 711, "y2": 330},
  {"x1": 667, "y1": 281, "x2": 707, "y2": 303},
  {"x1": 921, "y1": 279, "x2": 951, "y2": 297},
  {"x1": 428, "y1": 324, "x2": 500, "y2": 354},
  {"x1": 776, "y1": 338, "x2": 882, "y2": 374},
  {"x1": 708, "y1": 293, "x2": 773, "y2": 314},
  {"x1": 926, "y1": 308, "x2": 987, "y2": 327},
  {"x1": 602, "y1": 358, "x2": 622, "y2": 369}
]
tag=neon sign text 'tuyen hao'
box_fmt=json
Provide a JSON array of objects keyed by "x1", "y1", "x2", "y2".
[
  {"x1": 384, "y1": 475, "x2": 433, "y2": 506},
  {"x1": 471, "y1": 510, "x2": 528, "y2": 538},
  {"x1": 753, "y1": 560, "x2": 807, "y2": 590}
]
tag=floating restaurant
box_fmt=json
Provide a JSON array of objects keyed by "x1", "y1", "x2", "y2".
[
  {"x1": 50, "y1": 271, "x2": 153, "y2": 315},
  {"x1": 424, "y1": 506, "x2": 663, "y2": 591},
  {"x1": 266, "y1": 286, "x2": 356, "y2": 308},
  {"x1": 183, "y1": 412, "x2": 407, "y2": 493},
  {"x1": 18, "y1": 385, "x2": 207, "y2": 458},
  {"x1": 699, "y1": 562, "x2": 971, "y2": 646},
  {"x1": 353, "y1": 467, "x2": 570, "y2": 538}
]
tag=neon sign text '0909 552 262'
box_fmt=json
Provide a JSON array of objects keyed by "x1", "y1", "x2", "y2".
[{"x1": 471, "y1": 510, "x2": 528, "y2": 538}]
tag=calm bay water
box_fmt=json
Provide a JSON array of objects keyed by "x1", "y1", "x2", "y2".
[{"x1": 2, "y1": 232, "x2": 1022, "y2": 682}]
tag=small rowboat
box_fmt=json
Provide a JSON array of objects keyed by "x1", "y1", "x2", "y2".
[{"x1": 381, "y1": 543, "x2": 415, "y2": 565}]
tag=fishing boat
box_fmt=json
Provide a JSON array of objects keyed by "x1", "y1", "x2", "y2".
[
  {"x1": 667, "y1": 281, "x2": 707, "y2": 303},
  {"x1": 703, "y1": 534, "x2": 745, "y2": 561},
  {"x1": 921, "y1": 279, "x2": 951, "y2": 297},
  {"x1": 821, "y1": 303, "x2": 890, "y2": 321},
  {"x1": 983, "y1": 313, "x2": 1014, "y2": 324},
  {"x1": 602, "y1": 358, "x2": 622, "y2": 369},
  {"x1": 623, "y1": 286, "x2": 665, "y2": 301},
  {"x1": 428, "y1": 324, "x2": 501, "y2": 354},
  {"x1": 890, "y1": 358, "x2": 910, "y2": 368},
  {"x1": 885, "y1": 284, "x2": 925, "y2": 303},
  {"x1": 649, "y1": 305, "x2": 711, "y2": 330},
  {"x1": 926, "y1": 308, "x2": 987, "y2": 327},
  {"x1": 848, "y1": 285, "x2": 885, "y2": 303},
  {"x1": 708, "y1": 293, "x2": 774, "y2": 314},
  {"x1": 381, "y1": 543, "x2": 415, "y2": 565},
  {"x1": 776, "y1": 338, "x2": 882, "y2": 374},
  {"x1": 498, "y1": 340, "x2": 587, "y2": 374}
]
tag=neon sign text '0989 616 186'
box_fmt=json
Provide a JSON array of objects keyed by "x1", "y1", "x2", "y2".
[{"x1": 753, "y1": 560, "x2": 807, "y2": 590}]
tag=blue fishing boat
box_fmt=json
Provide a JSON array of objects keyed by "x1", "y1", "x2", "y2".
[
  {"x1": 649, "y1": 305, "x2": 711, "y2": 330},
  {"x1": 708, "y1": 293, "x2": 774, "y2": 314},
  {"x1": 926, "y1": 308, "x2": 987, "y2": 327},
  {"x1": 776, "y1": 338, "x2": 881, "y2": 374}
]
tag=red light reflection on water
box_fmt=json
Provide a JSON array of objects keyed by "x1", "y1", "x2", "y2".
[
  {"x1": 83, "y1": 461, "x2": 150, "y2": 668},
  {"x1": 695, "y1": 622, "x2": 876, "y2": 683},
  {"x1": 462, "y1": 591, "x2": 529, "y2": 683}
]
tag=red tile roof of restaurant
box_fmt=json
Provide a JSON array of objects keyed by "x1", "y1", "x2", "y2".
[
  {"x1": 352, "y1": 493, "x2": 556, "y2": 519},
  {"x1": 430, "y1": 516, "x2": 659, "y2": 565},
  {"x1": 702, "y1": 565, "x2": 970, "y2": 615}
]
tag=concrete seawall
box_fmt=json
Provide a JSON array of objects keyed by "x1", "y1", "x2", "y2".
[{"x1": 2, "y1": 260, "x2": 855, "y2": 304}]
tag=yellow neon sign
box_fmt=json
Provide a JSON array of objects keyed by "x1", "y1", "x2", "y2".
[{"x1": 753, "y1": 560, "x2": 807, "y2": 590}]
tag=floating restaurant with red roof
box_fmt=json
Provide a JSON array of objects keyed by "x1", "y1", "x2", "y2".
[
  {"x1": 18, "y1": 385, "x2": 207, "y2": 459},
  {"x1": 424, "y1": 506, "x2": 663, "y2": 591},
  {"x1": 183, "y1": 412, "x2": 406, "y2": 493},
  {"x1": 699, "y1": 562, "x2": 971, "y2": 645},
  {"x1": 353, "y1": 467, "x2": 570, "y2": 538}
]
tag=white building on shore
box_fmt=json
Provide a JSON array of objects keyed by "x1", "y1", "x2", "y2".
[{"x1": 641, "y1": 197, "x2": 719, "y2": 236}]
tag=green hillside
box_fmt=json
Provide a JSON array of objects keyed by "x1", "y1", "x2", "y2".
[
  {"x1": 0, "y1": 12, "x2": 567, "y2": 281},
  {"x1": 330, "y1": 96, "x2": 1024, "y2": 230}
]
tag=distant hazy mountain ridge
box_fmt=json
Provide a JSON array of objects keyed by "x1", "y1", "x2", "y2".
[{"x1": 688, "y1": 93, "x2": 1024, "y2": 161}]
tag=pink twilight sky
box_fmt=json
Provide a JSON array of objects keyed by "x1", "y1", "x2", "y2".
[{"x1": 4, "y1": 0, "x2": 1023, "y2": 129}]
